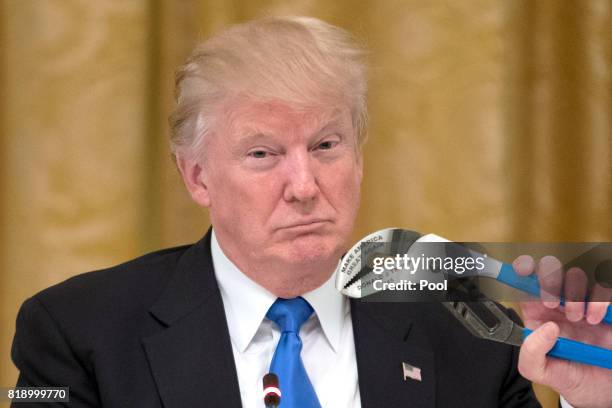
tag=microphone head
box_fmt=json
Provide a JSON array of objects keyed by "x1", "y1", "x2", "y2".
[{"x1": 262, "y1": 373, "x2": 281, "y2": 407}]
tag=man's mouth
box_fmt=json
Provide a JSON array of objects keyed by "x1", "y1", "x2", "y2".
[{"x1": 281, "y1": 219, "x2": 331, "y2": 231}]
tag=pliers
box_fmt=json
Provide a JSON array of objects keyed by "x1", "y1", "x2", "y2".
[{"x1": 443, "y1": 298, "x2": 612, "y2": 370}]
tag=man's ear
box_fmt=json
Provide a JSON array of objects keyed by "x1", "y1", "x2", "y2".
[{"x1": 176, "y1": 154, "x2": 211, "y2": 208}]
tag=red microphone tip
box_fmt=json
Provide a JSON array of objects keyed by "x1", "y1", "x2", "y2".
[{"x1": 263, "y1": 373, "x2": 281, "y2": 407}]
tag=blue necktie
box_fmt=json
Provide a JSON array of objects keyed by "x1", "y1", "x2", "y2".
[{"x1": 266, "y1": 297, "x2": 322, "y2": 408}]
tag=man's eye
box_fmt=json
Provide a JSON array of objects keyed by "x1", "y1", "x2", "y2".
[
  {"x1": 317, "y1": 140, "x2": 338, "y2": 150},
  {"x1": 248, "y1": 150, "x2": 269, "y2": 159}
]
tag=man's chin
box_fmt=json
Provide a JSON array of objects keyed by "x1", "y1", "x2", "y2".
[{"x1": 280, "y1": 237, "x2": 341, "y2": 266}]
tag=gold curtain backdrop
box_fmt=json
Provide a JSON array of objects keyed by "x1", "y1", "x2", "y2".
[{"x1": 1, "y1": 1, "x2": 611, "y2": 407}]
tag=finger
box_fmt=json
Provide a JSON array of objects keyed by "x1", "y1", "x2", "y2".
[
  {"x1": 537, "y1": 256, "x2": 563, "y2": 308},
  {"x1": 586, "y1": 283, "x2": 612, "y2": 324},
  {"x1": 518, "y1": 321, "x2": 560, "y2": 384},
  {"x1": 513, "y1": 255, "x2": 535, "y2": 276},
  {"x1": 564, "y1": 267, "x2": 587, "y2": 322}
]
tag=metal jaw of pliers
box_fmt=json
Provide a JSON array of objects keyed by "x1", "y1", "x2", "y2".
[
  {"x1": 443, "y1": 298, "x2": 612, "y2": 370},
  {"x1": 442, "y1": 300, "x2": 524, "y2": 347}
]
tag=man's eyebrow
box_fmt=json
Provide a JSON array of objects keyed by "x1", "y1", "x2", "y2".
[
  {"x1": 230, "y1": 114, "x2": 348, "y2": 149},
  {"x1": 313, "y1": 117, "x2": 346, "y2": 137},
  {"x1": 236, "y1": 131, "x2": 275, "y2": 143},
  {"x1": 229, "y1": 131, "x2": 277, "y2": 154}
]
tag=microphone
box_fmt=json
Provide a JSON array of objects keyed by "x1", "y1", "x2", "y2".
[{"x1": 262, "y1": 373, "x2": 281, "y2": 408}]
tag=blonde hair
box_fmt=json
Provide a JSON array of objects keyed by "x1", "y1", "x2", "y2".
[{"x1": 169, "y1": 16, "x2": 368, "y2": 158}]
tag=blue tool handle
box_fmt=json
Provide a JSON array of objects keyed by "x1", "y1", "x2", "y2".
[
  {"x1": 523, "y1": 328, "x2": 612, "y2": 370},
  {"x1": 498, "y1": 263, "x2": 612, "y2": 325}
]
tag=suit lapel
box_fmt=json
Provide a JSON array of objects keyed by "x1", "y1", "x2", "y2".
[
  {"x1": 140, "y1": 229, "x2": 437, "y2": 407},
  {"x1": 142, "y1": 229, "x2": 242, "y2": 408},
  {"x1": 352, "y1": 300, "x2": 436, "y2": 408}
]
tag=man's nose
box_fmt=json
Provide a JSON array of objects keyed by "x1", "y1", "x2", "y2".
[{"x1": 283, "y1": 152, "x2": 319, "y2": 203}]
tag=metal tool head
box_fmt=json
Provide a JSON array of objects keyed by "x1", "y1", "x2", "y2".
[
  {"x1": 336, "y1": 228, "x2": 422, "y2": 298},
  {"x1": 443, "y1": 279, "x2": 524, "y2": 346},
  {"x1": 443, "y1": 299, "x2": 524, "y2": 346}
]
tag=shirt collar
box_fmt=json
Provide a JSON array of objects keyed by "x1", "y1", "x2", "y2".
[
  {"x1": 211, "y1": 230, "x2": 347, "y2": 353},
  {"x1": 302, "y1": 261, "x2": 348, "y2": 353}
]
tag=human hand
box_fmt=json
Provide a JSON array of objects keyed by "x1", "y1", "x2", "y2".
[{"x1": 513, "y1": 255, "x2": 612, "y2": 408}]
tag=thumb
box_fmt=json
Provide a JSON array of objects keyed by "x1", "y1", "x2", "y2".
[{"x1": 518, "y1": 322, "x2": 560, "y2": 385}]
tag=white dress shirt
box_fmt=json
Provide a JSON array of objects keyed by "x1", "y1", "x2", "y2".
[
  {"x1": 211, "y1": 232, "x2": 575, "y2": 407},
  {"x1": 211, "y1": 231, "x2": 361, "y2": 408}
]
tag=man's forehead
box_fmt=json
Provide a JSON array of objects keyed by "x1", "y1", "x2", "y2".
[{"x1": 221, "y1": 97, "x2": 352, "y2": 132}]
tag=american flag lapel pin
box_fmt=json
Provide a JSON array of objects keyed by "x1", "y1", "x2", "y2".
[{"x1": 402, "y1": 362, "x2": 422, "y2": 382}]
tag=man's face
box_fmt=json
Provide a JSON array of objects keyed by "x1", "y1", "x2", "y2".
[{"x1": 185, "y1": 97, "x2": 363, "y2": 289}]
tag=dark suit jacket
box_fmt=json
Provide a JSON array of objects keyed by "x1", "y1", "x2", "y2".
[{"x1": 12, "y1": 229, "x2": 541, "y2": 407}]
